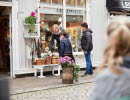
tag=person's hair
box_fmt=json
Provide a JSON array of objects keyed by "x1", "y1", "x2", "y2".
[
  {"x1": 52, "y1": 24, "x2": 60, "y2": 31},
  {"x1": 60, "y1": 31, "x2": 68, "y2": 37},
  {"x1": 81, "y1": 22, "x2": 88, "y2": 29},
  {"x1": 97, "y1": 16, "x2": 130, "y2": 75}
]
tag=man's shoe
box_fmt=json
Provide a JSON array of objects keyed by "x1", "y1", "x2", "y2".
[
  {"x1": 82, "y1": 73, "x2": 88, "y2": 77},
  {"x1": 89, "y1": 72, "x2": 94, "y2": 76}
]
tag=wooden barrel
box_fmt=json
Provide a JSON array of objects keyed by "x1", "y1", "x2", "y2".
[
  {"x1": 62, "y1": 67, "x2": 74, "y2": 84},
  {"x1": 51, "y1": 57, "x2": 59, "y2": 64},
  {"x1": 35, "y1": 59, "x2": 45, "y2": 65}
]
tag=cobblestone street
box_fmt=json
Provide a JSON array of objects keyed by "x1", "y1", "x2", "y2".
[
  {"x1": 11, "y1": 82, "x2": 94, "y2": 100},
  {"x1": 9, "y1": 71, "x2": 95, "y2": 100}
]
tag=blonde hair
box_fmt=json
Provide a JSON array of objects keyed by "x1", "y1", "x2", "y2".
[
  {"x1": 52, "y1": 24, "x2": 60, "y2": 31},
  {"x1": 97, "y1": 16, "x2": 130, "y2": 75}
]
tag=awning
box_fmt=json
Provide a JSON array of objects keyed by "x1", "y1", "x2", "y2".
[{"x1": 106, "y1": 0, "x2": 130, "y2": 12}]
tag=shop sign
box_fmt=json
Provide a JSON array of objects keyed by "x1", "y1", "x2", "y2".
[
  {"x1": 57, "y1": 9, "x2": 84, "y2": 15},
  {"x1": 122, "y1": 1, "x2": 130, "y2": 8}
]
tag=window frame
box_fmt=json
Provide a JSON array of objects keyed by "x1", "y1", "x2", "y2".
[{"x1": 38, "y1": 0, "x2": 88, "y2": 53}]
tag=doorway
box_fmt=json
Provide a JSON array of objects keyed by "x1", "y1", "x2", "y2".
[{"x1": 0, "y1": 6, "x2": 11, "y2": 76}]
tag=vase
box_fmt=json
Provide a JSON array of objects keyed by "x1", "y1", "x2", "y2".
[{"x1": 62, "y1": 67, "x2": 74, "y2": 84}]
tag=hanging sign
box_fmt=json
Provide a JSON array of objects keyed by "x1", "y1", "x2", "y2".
[{"x1": 122, "y1": 1, "x2": 130, "y2": 8}]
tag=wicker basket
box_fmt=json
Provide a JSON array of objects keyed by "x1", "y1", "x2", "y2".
[{"x1": 51, "y1": 57, "x2": 59, "y2": 64}]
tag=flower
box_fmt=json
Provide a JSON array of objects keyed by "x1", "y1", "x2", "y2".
[
  {"x1": 59, "y1": 56, "x2": 74, "y2": 67},
  {"x1": 31, "y1": 12, "x2": 36, "y2": 17}
]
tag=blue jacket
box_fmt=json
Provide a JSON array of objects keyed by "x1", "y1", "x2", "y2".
[{"x1": 60, "y1": 38, "x2": 72, "y2": 57}]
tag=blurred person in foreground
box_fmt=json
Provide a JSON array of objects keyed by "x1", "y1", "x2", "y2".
[
  {"x1": 89, "y1": 17, "x2": 130, "y2": 100},
  {"x1": 0, "y1": 77, "x2": 10, "y2": 100}
]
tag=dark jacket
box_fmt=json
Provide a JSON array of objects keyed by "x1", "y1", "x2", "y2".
[
  {"x1": 49, "y1": 32, "x2": 70, "y2": 53},
  {"x1": 81, "y1": 28, "x2": 93, "y2": 52},
  {"x1": 60, "y1": 38, "x2": 72, "y2": 57},
  {"x1": 49, "y1": 34, "x2": 60, "y2": 52}
]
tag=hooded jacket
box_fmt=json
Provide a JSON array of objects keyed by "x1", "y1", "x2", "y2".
[{"x1": 81, "y1": 28, "x2": 93, "y2": 52}]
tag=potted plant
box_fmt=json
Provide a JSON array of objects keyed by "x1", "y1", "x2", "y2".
[
  {"x1": 34, "y1": 53, "x2": 46, "y2": 65},
  {"x1": 35, "y1": 58, "x2": 45, "y2": 65},
  {"x1": 73, "y1": 64, "x2": 80, "y2": 83},
  {"x1": 25, "y1": 12, "x2": 37, "y2": 35},
  {"x1": 44, "y1": 54, "x2": 52, "y2": 65},
  {"x1": 59, "y1": 56, "x2": 80, "y2": 84},
  {"x1": 51, "y1": 54, "x2": 59, "y2": 64}
]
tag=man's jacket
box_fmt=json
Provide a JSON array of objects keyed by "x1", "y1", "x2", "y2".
[{"x1": 81, "y1": 28, "x2": 93, "y2": 52}]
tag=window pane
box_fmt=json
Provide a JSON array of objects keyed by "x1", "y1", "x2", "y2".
[
  {"x1": 66, "y1": 14, "x2": 85, "y2": 52},
  {"x1": 77, "y1": 0, "x2": 85, "y2": 8},
  {"x1": 40, "y1": 0, "x2": 51, "y2": 3},
  {"x1": 40, "y1": 8, "x2": 62, "y2": 53},
  {"x1": 52, "y1": 0, "x2": 62, "y2": 5},
  {"x1": 66, "y1": 0, "x2": 76, "y2": 7}
]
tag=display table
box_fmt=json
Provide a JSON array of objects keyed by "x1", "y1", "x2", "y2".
[{"x1": 33, "y1": 64, "x2": 61, "y2": 78}]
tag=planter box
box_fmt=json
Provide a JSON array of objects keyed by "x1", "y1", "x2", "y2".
[
  {"x1": 45, "y1": 57, "x2": 51, "y2": 65},
  {"x1": 35, "y1": 59, "x2": 45, "y2": 65},
  {"x1": 51, "y1": 57, "x2": 59, "y2": 64},
  {"x1": 62, "y1": 67, "x2": 74, "y2": 84}
]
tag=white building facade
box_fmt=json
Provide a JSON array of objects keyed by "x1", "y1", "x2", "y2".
[{"x1": 0, "y1": 0, "x2": 110, "y2": 78}]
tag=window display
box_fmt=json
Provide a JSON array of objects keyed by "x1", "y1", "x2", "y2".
[
  {"x1": 40, "y1": 0, "x2": 51, "y2": 4},
  {"x1": 66, "y1": 0, "x2": 76, "y2": 6},
  {"x1": 52, "y1": 0, "x2": 62, "y2": 5},
  {"x1": 77, "y1": 0, "x2": 85, "y2": 8},
  {"x1": 66, "y1": 15, "x2": 85, "y2": 52},
  {"x1": 40, "y1": 13, "x2": 62, "y2": 53}
]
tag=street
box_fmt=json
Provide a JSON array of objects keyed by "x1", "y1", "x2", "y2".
[{"x1": 11, "y1": 82, "x2": 94, "y2": 100}]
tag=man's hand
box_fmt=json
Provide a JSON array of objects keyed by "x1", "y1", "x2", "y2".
[{"x1": 84, "y1": 51, "x2": 87, "y2": 54}]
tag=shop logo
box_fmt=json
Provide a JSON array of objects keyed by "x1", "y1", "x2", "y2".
[{"x1": 122, "y1": 1, "x2": 130, "y2": 8}]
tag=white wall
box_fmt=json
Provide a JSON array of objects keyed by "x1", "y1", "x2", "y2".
[
  {"x1": 14, "y1": 0, "x2": 37, "y2": 75},
  {"x1": 13, "y1": 0, "x2": 110, "y2": 76},
  {"x1": 90, "y1": 0, "x2": 108, "y2": 66}
]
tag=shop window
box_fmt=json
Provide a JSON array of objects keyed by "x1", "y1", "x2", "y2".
[
  {"x1": 66, "y1": 14, "x2": 85, "y2": 52},
  {"x1": 77, "y1": 0, "x2": 85, "y2": 8},
  {"x1": 52, "y1": 0, "x2": 62, "y2": 5},
  {"x1": 40, "y1": 0, "x2": 51, "y2": 4},
  {"x1": 40, "y1": 13, "x2": 62, "y2": 53},
  {"x1": 66, "y1": 0, "x2": 76, "y2": 7}
]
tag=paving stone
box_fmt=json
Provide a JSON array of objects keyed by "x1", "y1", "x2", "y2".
[{"x1": 11, "y1": 83, "x2": 94, "y2": 100}]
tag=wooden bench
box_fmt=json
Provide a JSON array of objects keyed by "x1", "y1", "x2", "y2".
[{"x1": 33, "y1": 64, "x2": 61, "y2": 78}]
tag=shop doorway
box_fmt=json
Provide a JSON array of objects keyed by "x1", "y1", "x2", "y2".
[{"x1": 0, "y1": 6, "x2": 11, "y2": 76}]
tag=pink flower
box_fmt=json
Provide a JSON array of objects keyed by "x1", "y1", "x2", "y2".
[{"x1": 31, "y1": 12, "x2": 35, "y2": 17}]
